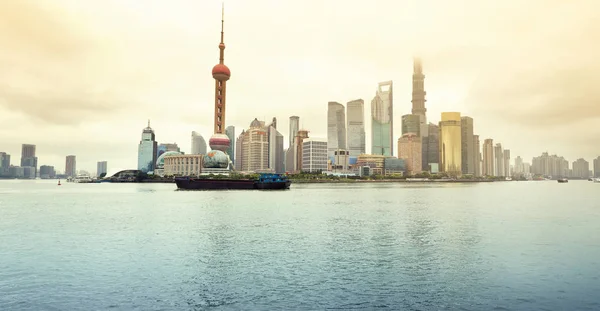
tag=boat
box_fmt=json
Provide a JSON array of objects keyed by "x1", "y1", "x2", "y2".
[
  {"x1": 175, "y1": 173, "x2": 291, "y2": 190},
  {"x1": 557, "y1": 178, "x2": 568, "y2": 183},
  {"x1": 73, "y1": 174, "x2": 93, "y2": 183},
  {"x1": 594, "y1": 178, "x2": 600, "y2": 183},
  {"x1": 58, "y1": 179, "x2": 61, "y2": 186}
]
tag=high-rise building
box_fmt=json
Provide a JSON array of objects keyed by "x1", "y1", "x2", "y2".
[
  {"x1": 20, "y1": 144, "x2": 37, "y2": 177},
  {"x1": 65, "y1": 155, "x2": 77, "y2": 177},
  {"x1": 39, "y1": 165, "x2": 56, "y2": 179},
  {"x1": 346, "y1": 99, "x2": 365, "y2": 157},
  {"x1": 289, "y1": 116, "x2": 299, "y2": 148},
  {"x1": 267, "y1": 118, "x2": 284, "y2": 173},
  {"x1": 225, "y1": 126, "x2": 235, "y2": 163},
  {"x1": 191, "y1": 131, "x2": 207, "y2": 155},
  {"x1": 97, "y1": 161, "x2": 108, "y2": 177},
  {"x1": 482, "y1": 139, "x2": 494, "y2": 176},
  {"x1": 235, "y1": 130, "x2": 245, "y2": 171},
  {"x1": 572, "y1": 158, "x2": 590, "y2": 178},
  {"x1": 494, "y1": 144, "x2": 504, "y2": 177},
  {"x1": 401, "y1": 114, "x2": 421, "y2": 136},
  {"x1": 371, "y1": 81, "x2": 393, "y2": 156},
  {"x1": 514, "y1": 156, "x2": 523, "y2": 174},
  {"x1": 398, "y1": 133, "x2": 422, "y2": 175},
  {"x1": 426, "y1": 123, "x2": 439, "y2": 171},
  {"x1": 240, "y1": 118, "x2": 269, "y2": 172},
  {"x1": 137, "y1": 121, "x2": 158, "y2": 173},
  {"x1": 302, "y1": 138, "x2": 328, "y2": 173},
  {"x1": 503, "y1": 149, "x2": 511, "y2": 177},
  {"x1": 439, "y1": 112, "x2": 462, "y2": 176},
  {"x1": 327, "y1": 102, "x2": 346, "y2": 158},
  {"x1": 295, "y1": 130, "x2": 310, "y2": 172},
  {"x1": 0, "y1": 152, "x2": 11, "y2": 177},
  {"x1": 411, "y1": 58, "x2": 428, "y2": 137},
  {"x1": 594, "y1": 156, "x2": 600, "y2": 178},
  {"x1": 157, "y1": 143, "x2": 180, "y2": 158},
  {"x1": 460, "y1": 116, "x2": 474, "y2": 175},
  {"x1": 473, "y1": 135, "x2": 481, "y2": 177}
]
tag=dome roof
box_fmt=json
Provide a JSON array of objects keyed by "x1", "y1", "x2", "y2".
[
  {"x1": 212, "y1": 64, "x2": 231, "y2": 80},
  {"x1": 156, "y1": 151, "x2": 182, "y2": 169},
  {"x1": 249, "y1": 118, "x2": 262, "y2": 128},
  {"x1": 203, "y1": 150, "x2": 229, "y2": 169}
]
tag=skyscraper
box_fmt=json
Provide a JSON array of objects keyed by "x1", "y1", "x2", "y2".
[
  {"x1": 494, "y1": 143, "x2": 504, "y2": 177},
  {"x1": 137, "y1": 120, "x2": 158, "y2": 173},
  {"x1": 514, "y1": 156, "x2": 523, "y2": 174},
  {"x1": 241, "y1": 118, "x2": 269, "y2": 172},
  {"x1": 439, "y1": 112, "x2": 462, "y2": 176},
  {"x1": 65, "y1": 155, "x2": 76, "y2": 177},
  {"x1": 346, "y1": 99, "x2": 365, "y2": 157},
  {"x1": 427, "y1": 123, "x2": 439, "y2": 170},
  {"x1": 460, "y1": 116, "x2": 474, "y2": 175},
  {"x1": 225, "y1": 126, "x2": 235, "y2": 163},
  {"x1": 20, "y1": 144, "x2": 37, "y2": 177},
  {"x1": 473, "y1": 135, "x2": 481, "y2": 177},
  {"x1": 289, "y1": 116, "x2": 299, "y2": 148},
  {"x1": 594, "y1": 156, "x2": 600, "y2": 178},
  {"x1": 482, "y1": 139, "x2": 494, "y2": 176},
  {"x1": 327, "y1": 102, "x2": 346, "y2": 158},
  {"x1": 191, "y1": 131, "x2": 207, "y2": 155},
  {"x1": 267, "y1": 118, "x2": 284, "y2": 173},
  {"x1": 572, "y1": 158, "x2": 589, "y2": 178},
  {"x1": 503, "y1": 149, "x2": 511, "y2": 177},
  {"x1": 97, "y1": 161, "x2": 108, "y2": 177},
  {"x1": 302, "y1": 138, "x2": 328, "y2": 173},
  {"x1": 371, "y1": 81, "x2": 393, "y2": 156},
  {"x1": 411, "y1": 58, "x2": 428, "y2": 137},
  {"x1": 235, "y1": 130, "x2": 245, "y2": 171},
  {"x1": 398, "y1": 133, "x2": 422, "y2": 175},
  {"x1": 0, "y1": 152, "x2": 10, "y2": 177},
  {"x1": 401, "y1": 114, "x2": 421, "y2": 136}
]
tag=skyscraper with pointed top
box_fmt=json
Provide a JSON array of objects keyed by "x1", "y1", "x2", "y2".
[
  {"x1": 208, "y1": 4, "x2": 232, "y2": 154},
  {"x1": 138, "y1": 120, "x2": 158, "y2": 173},
  {"x1": 411, "y1": 58, "x2": 428, "y2": 137}
]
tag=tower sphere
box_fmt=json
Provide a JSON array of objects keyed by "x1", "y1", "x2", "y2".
[
  {"x1": 208, "y1": 133, "x2": 230, "y2": 152},
  {"x1": 212, "y1": 64, "x2": 230, "y2": 81}
]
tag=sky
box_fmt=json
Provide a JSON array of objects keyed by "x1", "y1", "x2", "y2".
[{"x1": 1, "y1": 0, "x2": 599, "y2": 173}]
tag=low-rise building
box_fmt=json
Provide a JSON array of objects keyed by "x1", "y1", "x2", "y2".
[{"x1": 163, "y1": 154, "x2": 204, "y2": 176}]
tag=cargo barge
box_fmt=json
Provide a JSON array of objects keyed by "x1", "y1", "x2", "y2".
[{"x1": 174, "y1": 173, "x2": 291, "y2": 190}]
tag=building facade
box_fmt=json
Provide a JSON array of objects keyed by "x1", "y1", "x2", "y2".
[
  {"x1": 401, "y1": 114, "x2": 421, "y2": 137},
  {"x1": 398, "y1": 133, "x2": 422, "y2": 175},
  {"x1": 426, "y1": 123, "x2": 439, "y2": 171},
  {"x1": 0, "y1": 152, "x2": 11, "y2": 177},
  {"x1": 234, "y1": 130, "x2": 245, "y2": 171},
  {"x1": 439, "y1": 112, "x2": 462, "y2": 176},
  {"x1": 411, "y1": 58, "x2": 428, "y2": 138},
  {"x1": 138, "y1": 122, "x2": 158, "y2": 173},
  {"x1": 371, "y1": 81, "x2": 393, "y2": 156},
  {"x1": 482, "y1": 139, "x2": 494, "y2": 176},
  {"x1": 20, "y1": 144, "x2": 37, "y2": 177},
  {"x1": 503, "y1": 149, "x2": 511, "y2": 177},
  {"x1": 225, "y1": 126, "x2": 235, "y2": 163},
  {"x1": 267, "y1": 120, "x2": 285, "y2": 173},
  {"x1": 191, "y1": 131, "x2": 207, "y2": 155},
  {"x1": 241, "y1": 119, "x2": 269, "y2": 172},
  {"x1": 97, "y1": 161, "x2": 108, "y2": 177},
  {"x1": 327, "y1": 102, "x2": 346, "y2": 158},
  {"x1": 302, "y1": 138, "x2": 327, "y2": 173},
  {"x1": 65, "y1": 155, "x2": 77, "y2": 177},
  {"x1": 594, "y1": 156, "x2": 600, "y2": 178},
  {"x1": 460, "y1": 116, "x2": 475, "y2": 175},
  {"x1": 494, "y1": 144, "x2": 504, "y2": 177},
  {"x1": 331, "y1": 149, "x2": 350, "y2": 172},
  {"x1": 572, "y1": 158, "x2": 589, "y2": 178},
  {"x1": 473, "y1": 135, "x2": 481, "y2": 177},
  {"x1": 163, "y1": 154, "x2": 204, "y2": 176},
  {"x1": 346, "y1": 99, "x2": 365, "y2": 157},
  {"x1": 39, "y1": 165, "x2": 56, "y2": 179}
]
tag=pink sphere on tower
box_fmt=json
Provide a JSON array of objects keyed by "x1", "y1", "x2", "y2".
[{"x1": 209, "y1": 133, "x2": 230, "y2": 152}]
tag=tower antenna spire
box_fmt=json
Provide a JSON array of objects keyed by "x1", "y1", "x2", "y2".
[{"x1": 219, "y1": 2, "x2": 225, "y2": 64}]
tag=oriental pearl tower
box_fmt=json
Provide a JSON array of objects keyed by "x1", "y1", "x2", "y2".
[{"x1": 204, "y1": 5, "x2": 232, "y2": 169}]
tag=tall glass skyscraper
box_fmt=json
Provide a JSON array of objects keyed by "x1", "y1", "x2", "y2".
[
  {"x1": 191, "y1": 131, "x2": 207, "y2": 155},
  {"x1": 327, "y1": 102, "x2": 346, "y2": 158},
  {"x1": 371, "y1": 81, "x2": 393, "y2": 156},
  {"x1": 346, "y1": 99, "x2": 365, "y2": 157},
  {"x1": 225, "y1": 126, "x2": 235, "y2": 163},
  {"x1": 137, "y1": 121, "x2": 158, "y2": 173},
  {"x1": 439, "y1": 112, "x2": 462, "y2": 176}
]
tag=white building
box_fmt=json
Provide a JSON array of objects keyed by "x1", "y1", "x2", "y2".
[
  {"x1": 302, "y1": 138, "x2": 328, "y2": 173},
  {"x1": 163, "y1": 154, "x2": 204, "y2": 176}
]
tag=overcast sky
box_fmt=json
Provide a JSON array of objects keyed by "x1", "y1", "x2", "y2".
[{"x1": 1, "y1": 0, "x2": 598, "y2": 173}]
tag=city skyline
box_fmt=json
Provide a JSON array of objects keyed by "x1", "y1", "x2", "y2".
[{"x1": 1, "y1": 1, "x2": 599, "y2": 172}]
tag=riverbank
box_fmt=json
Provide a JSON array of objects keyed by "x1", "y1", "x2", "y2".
[{"x1": 290, "y1": 178, "x2": 503, "y2": 183}]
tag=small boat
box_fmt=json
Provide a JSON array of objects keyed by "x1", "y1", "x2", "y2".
[
  {"x1": 557, "y1": 178, "x2": 568, "y2": 183},
  {"x1": 588, "y1": 178, "x2": 593, "y2": 181},
  {"x1": 594, "y1": 178, "x2": 600, "y2": 183},
  {"x1": 58, "y1": 179, "x2": 61, "y2": 186}
]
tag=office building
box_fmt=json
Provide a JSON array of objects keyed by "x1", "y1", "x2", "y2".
[
  {"x1": 97, "y1": 161, "x2": 108, "y2": 177},
  {"x1": 327, "y1": 101, "x2": 346, "y2": 157},
  {"x1": 289, "y1": 116, "x2": 299, "y2": 148},
  {"x1": 460, "y1": 116, "x2": 474, "y2": 175},
  {"x1": 225, "y1": 126, "x2": 235, "y2": 163},
  {"x1": 302, "y1": 138, "x2": 328, "y2": 173},
  {"x1": 65, "y1": 155, "x2": 76, "y2": 177},
  {"x1": 240, "y1": 118, "x2": 269, "y2": 172},
  {"x1": 439, "y1": 112, "x2": 462, "y2": 176},
  {"x1": 494, "y1": 144, "x2": 504, "y2": 177},
  {"x1": 411, "y1": 58, "x2": 428, "y2": 137},
  {"x1": 20, "y1": 144, "x2": 37, "y2": 177},
  {"x1": 401, "y1": 114, "x2": 421, "y2": 136},
  {"x1": 371, "y1": 81, "x2": 393, "y2": 156},
  {"x1": 267, "y1": 118, "x2": 284, "y2": 173},
  {"x1": 191, "y1": 131, "x2": 207, "y2": 155},
  {"x1": 0, "y1": 152, "x2": 10, "y2": 176},
  {"x1": 503, "y1": 149, "x2": 511, "y2": 177},
  {"x1": 138, "y1": 121, "x2": 158, "y2": 173},
  {"x1": 482, "y1": 139, "x2": 494, "y2": 176},
  {"x1": 473, "y1": 135, "x2": 481, "y2": 177},
  {"x1": 426, "y1": 123, "x2": 439, "y2": 171},
  {"x1": 398, "y1": 133, "x2": 422, "y2": 175},
  {"x1": 39, "y1": 165, "x2": 56, "y2": 179},
  {"x1": 346, "y1": 99, "x2": 365, "y2": 157},
  {"x1": 572, "y1": 158, "x2": 590, "y2": 178}
]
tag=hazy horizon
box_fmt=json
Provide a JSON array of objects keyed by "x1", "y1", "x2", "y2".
[{"x1": 1, "y1": 0, "x2": 599, "y2": 173}]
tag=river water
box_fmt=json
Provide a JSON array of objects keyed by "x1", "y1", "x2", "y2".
[{"x1": 1, "y1": 180, "x2": 599, "y2": 310}]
